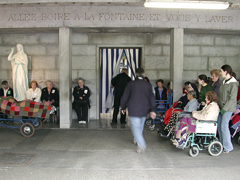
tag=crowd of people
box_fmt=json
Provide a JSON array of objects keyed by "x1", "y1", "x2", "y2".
[
  {"x1": 1, "y1": 63, "x2": 239, "y2": 154},
  {"x1": 0, "y1": 78, "x2": 92, "y2": 125},
  {"x1": 111, "y1": 64, "x2": 239, "y2": 154},
  {"x1": 157, "y1": 64, "x2": 239, "y2": 154}
]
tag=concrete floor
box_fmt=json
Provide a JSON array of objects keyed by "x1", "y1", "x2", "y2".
[{"x1": 0, "y1": 119, "x2": 240, "y2": 180}]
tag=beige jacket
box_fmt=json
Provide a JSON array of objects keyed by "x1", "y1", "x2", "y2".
[{"x1": 192, "y1": 102, "x2": 219, "y2": 121}]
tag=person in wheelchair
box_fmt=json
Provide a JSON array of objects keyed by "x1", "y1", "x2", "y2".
[
  {"x1": 173, "y1": 91, "x2": 219, "y2": 147},
  {"x1": 159, "y1": 90, "x2": 198, "y2": 137}
]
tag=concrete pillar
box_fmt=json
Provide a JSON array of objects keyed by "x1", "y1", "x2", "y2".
[
  {"x1": 170, "y1": 28, "x2": 184, "y2": 102},
  {"x1": 59, "y1": 27, "x2": 72, "y2": 128}
]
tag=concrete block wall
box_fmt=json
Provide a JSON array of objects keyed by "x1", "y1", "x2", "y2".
[
  {"x1": 0, "y1": 33, "x2": 59, "y2": 90},
  {"x1": 1, "y1": 31, "x2": 240, "y2": 120},
  {"x1": 71, "y1": 32, "x2": 171, "y2": 119},
  {"x1": 183, "y1": 34, "x2": 240, "y2": 83}
]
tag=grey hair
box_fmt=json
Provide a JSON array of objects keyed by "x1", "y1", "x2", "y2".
[
  {"x1": 188, "y1": 90, "x2": 197, "y2": 98},
  {"x1": 77, "y1": 77, "x2": 85, "y2": 83},
  {"x1": 46, "y1": 80, "x2": 53, "y2": 85}
]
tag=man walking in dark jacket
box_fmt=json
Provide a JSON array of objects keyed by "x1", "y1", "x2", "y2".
[
  {"x1": 121, "y1": 68, "x2": 156, "y2": 153},
  {"x1": 111, "y1": 68, "x2": 131, "y2": 125}
]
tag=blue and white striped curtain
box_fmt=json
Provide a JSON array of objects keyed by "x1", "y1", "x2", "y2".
[{"x1": 100, "y1": 48, "x2": 141, "y2": 113}]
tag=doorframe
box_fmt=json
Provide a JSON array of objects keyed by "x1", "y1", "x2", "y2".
[{"x1": 96, "y1": 45, "x2": 144, "y2": 118}]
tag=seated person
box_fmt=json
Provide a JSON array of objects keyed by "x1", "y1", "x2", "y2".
[
  {"x1": 173, "y1": 91, "x2": 219, "y2": 147},
  {"x1": 159, "y1": 90, "x2": 198, "y2": 136},
  {"x1": 154, "y1": 79, "x2": 167, "y2": 109},
  {"x1": 178, "y1": 82, "x2": 199, "y2": 107},
  {"x1": 73, "y1": 78, "x2": 90, "y2": 124},
  {"x1": 41, "y1": 80, "x2": 59, "y2": 123},
  {"x1": 198, "y1": 74, "x2": 213, "y2": 109},
  {"x1": 26, "y1": 80, "x2": 41, "y2": 102},
  {"x1": 183, "y1": 81, "x2": 191, "y2": 95},
  {"x1": 0, "y1": 80, "x2": 13, "y2": 97},
  {"x1": 163, "y1": 82, "x2": 199, "y2": 125}
]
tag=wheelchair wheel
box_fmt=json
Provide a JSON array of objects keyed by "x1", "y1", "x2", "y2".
[
  {"x1": 149, "y1": 125, "x2": 155, "y2": 131},
  {"x1": 145, "y1": 118, "x2": 152, "y2": 126},
  {"x1": 31, "y1": 118, "x2": 42, "y2": 130},
  {"x1": 20, "y1": 123, "x2": 35, "y2": 137},
  {"x1": 184, "y1": 140, "x2": 191, "y2": 149},
  {"x1": 238, "y1": 136, "x2": 240, "y2": 144},
  {"x1": 208, "y1": 141, "x2": 223, "y2": 156},
  {"x1": 189, "y1": 147, "x2": 199, "y2": 157}
]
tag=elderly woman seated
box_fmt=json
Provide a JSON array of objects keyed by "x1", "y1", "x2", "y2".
[
  {"x1": 26, "y1": 80, "x2": 41, "y2": 102},
  {"x1": 73, "y1": 78, "x2": 91, "y2": 124},
  {"x1": 41, "y1": 80, "x2": 59, "y2": 123},
  {"x1": 159, "y1": 90, "x2": 198, "y2": 137},
  {"x1": 173, "y1": 91, "x2": 219, "y2": 147}
]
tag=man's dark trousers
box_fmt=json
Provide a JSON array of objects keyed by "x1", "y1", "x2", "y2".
[{"x1": 112, "y1": 90, "x2": 126, "y2": 124}]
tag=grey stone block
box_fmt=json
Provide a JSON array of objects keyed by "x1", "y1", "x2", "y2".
[
  {"x1": 158, "y1": 70, "x2": 170, "y2": 80},
  {"x1": 162, "y1": 46, "x2": 170, "y2": 56},
  {"x1": 214, "y1": 35, "x2": 240, "y2": 46},
  {"x1": 77, "y1": 69, "x2": 96, "y2": 80},
  {"x1": 184, "y1": 34, "x2": 214, "y2": 46},
  {"x1": 145, "y1": 70, "x2": 158, "y2": 80},
  {"x1": 208, "y1": 57, "x2": 226, "y2": 70},
  {"x1": 39, "y1": 33, "x2": 59, "y2": 44},
  {"x1": 72, "y1": 45, "x2": 96, "y2": 56},
  {"x1": 197, "y1": 71, "x2": 212, "y2": 77},
  {"x1": 45, "y1": 70, "x2": 59, "y2": 80},
  {"x1": 28, "y1": 70, "x2": 45, "y2": 80},
  {"x1": 184, "y1": 46, "x2": 200, "y2": 56},
  {"x1": 1, "y1": 57, "x2": 12, "y2": 70},
  {"x1": 89, "y1": 33, "x2": 145, "y2": 45},
  {"x1": 25, "y1": 45, "x2": 47, "y2": 55},
  {"x1": 31, "y1": 56, "x2": 56, "y2": 69},
  {"x1": 89, "y1": 93, "x2": 97, "y2": 106},
  {"x1": 72, "y1": 70, "x2": 78, "y2": 80},
  {"x1": 72, "y1": 56, "x2": 96, "y2": 70},
  {"x1": 183, "y1": 71, "x2": 198, "y2": 81},
  {"x1": 226, "y1": 57, "x2": 240, "y2": 72},
  {"x1": 145, "y1": 56, "x2": 170, "y2": 70},
  {"x1": 0, "y1": 45, "x2": 13, "y2": 56},
  {"x1": 38, "y1": 80, "x2": 47, "y2": 89},
  {"x1": 2, "y1": 34, "x2": 39, "y2": 45},
  {"x1": 144, "y1": 45, "x2": 162, "y2": 56},
  {"x1": 47, "y1": 45, "x2": 59, "y2": 55},
  {"x1": 84, "y1": 79, "x2": 97, "y2": 94},
  {"x1": 0, "y1": 70, "x2": 8, "y2": 80},
  {"x1": 0, "y1": 36, "x2": 2, "y2": 44},
  {"x1": 183, "y1": 57, "x2": 208, "y2": 70},
  {"x1": 201, "y1": 46, "x2": 239, "y2": 57},
  {"x1": 152, "y1": 34, "x2": 170, "y2": 45},
  {"x1": 89, "y1": 105, "x2": 97, "y2": 119},
  {"x1": 72, "y1": 33, "x2": 88, "y2": 44},
  {"x1": 7, "y1": 70, "x2": 12, "y2": 79}
]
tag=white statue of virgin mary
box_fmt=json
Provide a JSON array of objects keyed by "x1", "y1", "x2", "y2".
[{"x1": 7, "y1": 44, "x2": 28, "y2": 101}]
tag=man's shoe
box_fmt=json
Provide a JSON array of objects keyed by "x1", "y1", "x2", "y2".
[
  {"x1": 121, "y1": 121, "x2": 127, "y2": 125},
  {"x1": 79, "y1": 121, "x2": 83, "y2": 124},
  {"x1": 82, "y1": 121, "x2": 86, "y2": 124},
  {"x1": 111, "y1": 122, "x2": 117, "y2": 126}
]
